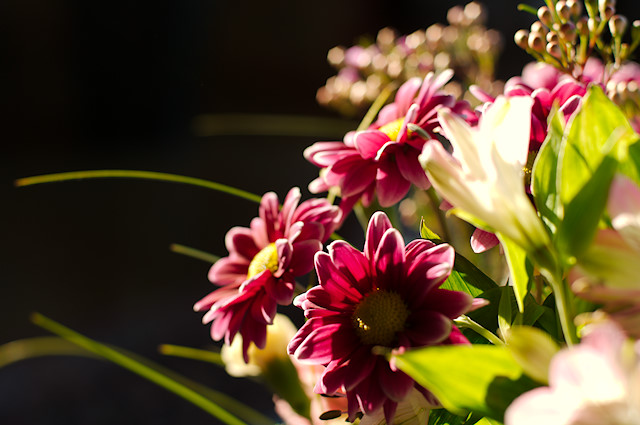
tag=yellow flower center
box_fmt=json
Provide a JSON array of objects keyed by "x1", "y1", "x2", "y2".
[
  {"x1": 247, "y1": 243, "x2": 279, "y2": 279},
  {"x1": 378, "y1": 118, "x2": 405, "y2": 140},
  {"x1": 352, "y1": 290, "x2": 410, "y2": 346}
]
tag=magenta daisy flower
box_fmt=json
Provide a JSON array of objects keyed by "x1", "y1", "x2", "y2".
[
  {"x1": 194, "y1": 187, "x2": 341, "y2": 361},
  {"x1": 305, "y1": 70, "x2": 476, "y2": 211},
  {"x1": 288, "y1": 212, "x2": 473, "y2": 423}
]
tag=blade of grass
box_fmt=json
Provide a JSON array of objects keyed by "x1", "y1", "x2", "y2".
[
  {"x1": 356, "y1": 83, "x2": 396, "y2": 132},
  {"x1": 170, "y1": 244, "x2": 220, "y2": 264},
  {"x1": 31, "y1": 313, "x2": 274, "y2": 425},
  {"x1": 0, "y1": 336, "x2": 97, "y2": 367},
  {"x1": 158, "y1": 344, "x2": 224, "y2": 366},
  {"x1": 15, "y1": 170, "x2": 262, "y2": 204}
]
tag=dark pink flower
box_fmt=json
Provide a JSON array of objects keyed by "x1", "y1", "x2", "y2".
[
  {"x1": 288, "y1": 212, "x2": 472, "y2": 423},
  {"x1": 305, "y1": 71, "x2": 476, "y2": 211},
  {"x1": 194, "y1": 188, "x2": 341, "y2": 361}
]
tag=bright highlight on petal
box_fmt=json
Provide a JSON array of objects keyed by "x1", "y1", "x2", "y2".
[{"x1": 419, "y1": 96, "x2": 550, "y2": 253}]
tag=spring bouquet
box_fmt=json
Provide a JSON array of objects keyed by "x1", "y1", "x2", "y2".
[{"x1": 10, "y1": 0, "x2": 640, "y2": 424}]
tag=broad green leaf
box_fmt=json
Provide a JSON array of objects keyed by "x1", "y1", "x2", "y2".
[
  {"x1": 532, "y1": 110, "x2": 565, "y2": 232},
  {"x1": 620, "y1": 141, "x2": 640, "y2": 185},
  {"x1": 31, "y1": 313, "x2": 273, "y2": 425},
  {"x1": 505, "y1": 326, "x2": 559, "y2": 384},
  {"x1": 555, "y1": 154, "x2": 618, "y2": 261},
  {"x1": 559, "y1": 85, "x2": 638, "y2": 205},
  {"x1": 421, "y1": 219, "x2": 498, "y2": 297},
  {"x1": 394, "y1": 345, "x2": 536, "y2": 421},
  {"x1": 496, "y1": 235, "x2": 533, "y2": 313}
]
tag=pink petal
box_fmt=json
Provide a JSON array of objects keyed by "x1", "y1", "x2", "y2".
[
  {"x1": 319, "y1": 347, "x2": 377, "y2": 394},
  {"x1": 404, "y1": 310, "x2": 452, "y2": 345},
  {"x1": 420, "y1": 288, "x2": 473, "y2": 319},
  {"x1": 378, "y1": 365, "x2": 414, "y2": 402},
  {"x1": 354, "y1": 130, "x2": 389, "y2": 159},
  {"x1": 470, "y1": 228, "x2": 500, "y2": 253},
  {"x1": 329, "y1": 241, "x2": 372, "y2": 295},
  {"x1": 288, "y1": 239, "x2": 322, "y2": 276},
  {"x1": 225, "y1": 226, "x2": 260, "y2": 260},
  {"x1": 375, "y1": 156, "x2": 411, "y2": 207},
  {"x1": 208, "y1": 257, "x2": 249, "y2": 286},
  {"x1": 374, "y1": 228, "x2": 406, "y2": 291},
  {"x1": 395, "y1": 146, "x2": 431, "y2": 189},
  {"x1": 292, "y1": 322, "x2": 356, "y2": 364},
  {"x1": 365, "y1": 211, "x2": 393, "y2": 261}
]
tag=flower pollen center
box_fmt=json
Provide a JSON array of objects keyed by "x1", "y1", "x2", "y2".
[
  {"x1": 247, "y1": 243, "x2": 279, "y2": 279},
  {"x1": 378, "y1": 118, "x2": 405, "y2": 141},
  {"x1": 352, "y1": 290, "x2": 410, "y2": 346}
]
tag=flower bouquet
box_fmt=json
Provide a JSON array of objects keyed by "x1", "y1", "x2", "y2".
[{"x1": 8, "y1": 0, "x2": 640, "y2": 424}]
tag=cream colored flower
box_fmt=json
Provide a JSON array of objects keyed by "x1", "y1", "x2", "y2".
[{"x1": 419, "y1": 95, "x2": 549, "y2": 252}]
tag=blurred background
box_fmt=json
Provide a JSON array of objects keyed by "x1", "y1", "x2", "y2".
[{"x1": 2, "y1": 0, "x2": 637, "y2": 423}]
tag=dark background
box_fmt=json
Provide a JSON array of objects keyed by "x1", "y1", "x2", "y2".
[{"x1": 2, "y1": 0, "x2": 636, "y2": 424}]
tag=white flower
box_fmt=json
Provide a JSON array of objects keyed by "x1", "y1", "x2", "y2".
[{"x1": 419, "y1": 96, "x2": 549, "y2": 252}]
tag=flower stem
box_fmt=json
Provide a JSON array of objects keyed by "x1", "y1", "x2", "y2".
[
  {"x1": 15, "y1": 170, "x2": 263, "y2": 204},
  {"x1": 158, "y1": 344, "x2": 224, "y2": 365},
  {"x1": 170, "y1": 244, "x2": 220, "y2": 264},
  {"x1": 356, "y1": 83, "x2": 396, "y2": 132},
  {"x1": 539, "y1": 268, "x2": 579, "y2": 346},
  {"x1": 454, "y1": 315, "x2": 504, "y2": 345}
]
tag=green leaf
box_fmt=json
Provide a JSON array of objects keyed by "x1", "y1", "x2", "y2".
[
  {"x1": 0, "y1": 337, "x2": 98, "y2": 367},
  {"x1": 394, "y1": 345, "x2": 535, "y2": 421},
  {"x1": 15, "y1": 170, "x2": 263, "y2": 204},
  {"x1": 559, "y1": 85, "x2": 637, "y2": 205},
  {"x1": 532, "y1": 110, "x2": 565, "y2": 232},
  {"x1": 427, "y1": 409, "x2": 468, "y2": 425},
  {"x1": 497, "y1": 286, "x2": 512, "y2": 340},
  {"x1": 497, "y1": 235, "x2": 533, "y2": 313},
  {"x1": 31, "y1": 313, "x2": 273, "y2": 425},
  {"x1": 555, "y1": 154, "x2": 618, "y2": 261}
]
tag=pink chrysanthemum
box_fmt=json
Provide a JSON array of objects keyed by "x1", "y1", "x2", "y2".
[
  {"x1": 194, "y1": 187, "x2": 341, "y2": 361},
  {"x1": 305, "y1": 71, "x2": 476, "y2": 213},
  {"x1": 288, "y1": 212, "x2": 473, "y2": 423}
]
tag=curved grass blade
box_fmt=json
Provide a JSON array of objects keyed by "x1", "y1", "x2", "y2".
[
  {"x1": 0, "y1": 336, "x2": 97, "y2": 367},
  {"x1": 15, "y1": 170, "x2": 262, "y2": 204},
  {"x1": 31, "y1": 313, "x2": 274, "y2": 425},
  {"x1": 158, "y1": 344, "x2": 224, "y2": 366},
  {"x1": 356, "y1": 83, "x2": 396, "y2": 131},
  {"x1": 170, "y1": 244, "x2": 220, "y2": 264}
]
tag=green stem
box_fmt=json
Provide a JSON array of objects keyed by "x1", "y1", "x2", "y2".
[
  {"x1": 15, "y1": 170, "x2": 263, "y2": 204},
  {"x1": 31, "y1": 313, "x2": 250, "y2": 425},
  {"x1": 454, "y1": 315, "x2": 504, "y2": 346},
  {"x1": 426, "y1": 187, "x2": 451, "y2": 242},
  {"x1": 353, "y1": 203, "x2": 369, "y2": 232},
  {"x1": 540, "y1": 268, "x2": 578, "y2": 346},
  {"x1": 170, "y1": 244, "x2": 220, "y2": 264},
  {"x1": 158, "y1": 344, "x2": 224, "y2": 365},
  {"x1": 356, "y1": 83, "x2": 396, "y2": 132}
]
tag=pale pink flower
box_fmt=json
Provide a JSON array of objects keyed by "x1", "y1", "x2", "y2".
[
  {"x1": 194, "y1": 188, "x2": 341, "y2": 361},
  {"x1": 288, "y1": 212, "x2": 472, "y2": 423},
  {"x1": 505, "y1": 321, "x2": 640, "y2": 425}
]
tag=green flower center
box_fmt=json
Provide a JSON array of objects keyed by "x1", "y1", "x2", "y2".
[
  {"x1": 352, "y1": 290, "x2": 410, "y2": 346},
  {"x1": 247, "y1": 243, "x2": 279, "y2": 279},
  {"x1": 378, "y1": 118, "x2": 405, "y2": 140}
]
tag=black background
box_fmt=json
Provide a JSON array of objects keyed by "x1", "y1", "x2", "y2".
[{"x1": 2, "y1": 1, "x2": 637, "y2": 424}]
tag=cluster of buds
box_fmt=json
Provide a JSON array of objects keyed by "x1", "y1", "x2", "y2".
[
  {"x1": 514, "y1": 0, "x2": 640, "y2": 79},
  {"x1": 317, "y1": 2, "x2": 503, "y2": 117}
]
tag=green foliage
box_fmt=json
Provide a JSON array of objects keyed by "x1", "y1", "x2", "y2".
[
  {"x1": 497, "y1": 235, "x2": 533, "y2": 313},
  {"x1": 395, "y1": 344, "x2": 537, "y2": 421}
]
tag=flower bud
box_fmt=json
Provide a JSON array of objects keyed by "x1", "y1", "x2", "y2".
[
  {"x1": 567, "y1": 0, "x2": 583, "y2": 18},
  {"x1": 577, "y1": 16, "x2": 590, "y2": 36},
  {"x1": 327, "y1": 46, "x2": 345, "y2": 67},
  {"x1": 464, "y1": 2, "x2": 486, "y2": 25},
  {"x1": 514, "y1": 29, "x2": 530, "y2": 49},
  {"x1": 602, "y1": 5, "x2": 615, "y2": 21},
  {"x1": 447, "y1": 5, "x2": 465, "y2": 26},
  {"x1": 537, "y1": 6, "x2": 553, "y2": 27},
  {"x1": 599, "y1": 0, "x2": 616, "y2": 17},
  {"x1": 546, "y1": 41, "x2": 563, "y2": 58},
  {"x1": 609, "y1": 14, "x2": 628, "y2": 37},
  {"x1": 531, "y1": 21, "x2": 548, "y2": 36},
  {"x1": 546, "y1": 31, "x2": 560, "y2": 44},
  {"x1": 556, "y1": 1, "x2": 572, "y2": 21},
  {"x1": 560, "y1": 22, "x2": 577, "y2": 43},
  {"x1": 588, "y1": 17, "x2": 601, "y2": 33},
  {"x1": 528, "y1": 32, "x2": 546, "y2": 52}
]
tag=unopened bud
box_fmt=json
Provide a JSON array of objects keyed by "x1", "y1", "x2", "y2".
[
  {"x1": 588, "y1": 17, "x2": 601, "y2": 33},
  {"x1": 567, "y1": 0, "x2": 583, "y2": 17},
  {"x1": 547, "y1": 31, "x2": 560, "y2": 44},
  {"x1": 514, "y1": 29, "x2": 530, "y2": 49},
  {"x1": 531, "y1": 21, "x2": 548, "y2": 36},
  {"x1": 556, "y1": 1, "x2": 572, "y2": 21},
  {"x1": 546, "y1": 41, "x2": 563, "y2": 58},
  {"x1": 602, "y1": 6, "x2": 616, "y2": 21},
  {"x1": 599, "y1": 0, "x2": 616, "y2": 17},
  {"x1": 560, "y1": 22, "x2": 577, "y2": 43},
  {"x1": 538, "y1": 6, "x2": 553, "y2": 27},
  {"x1": 609, "y1": 14, "x2": 628, "y2": 37},
  {"x1": 464, "y1": 2, "x2": 486, "y2": 25},
  {"x1": 529, "y1": 32, "x2": 546, "y2": 52},
  {"x1": 447, "y1": 5, "x2": 465, "y2": 26},
  {"x1": 577, "y1": 16, "x2": 590, "y2": 36}
]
